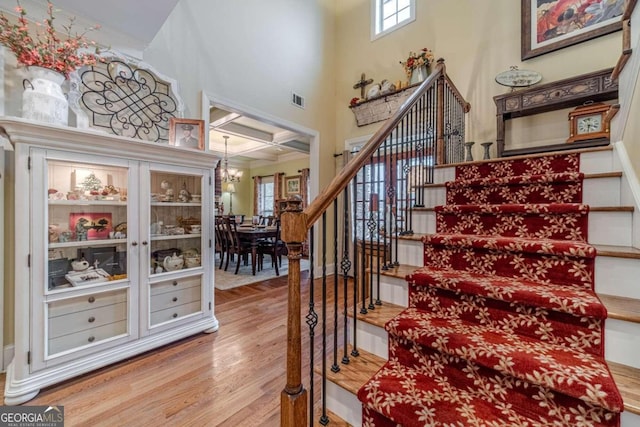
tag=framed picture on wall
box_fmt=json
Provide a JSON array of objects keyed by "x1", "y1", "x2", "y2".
[
  {"x1": 285, "y1": 175, "x2": 301, "y2": 195},
  {"x1": 521, "y1": 0, "x2": 624, "y2": 60},
  {"x1": 169, "y1": 118, "x2": 205, "y2": 150}
]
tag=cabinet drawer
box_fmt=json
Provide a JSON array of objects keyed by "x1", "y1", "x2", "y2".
[
  {"x1": 48, "y1": 320, "x2": 127, "y2": 355},
  {"x1": 150, "y1": 301, "x2": 201, "y2": 326},
  {"x1": 48, "y1": 290, "x2": 127, "y2": 318},
  {"x1": 49, "y1": 302, "x2": 127, "y2": 339},
  {"x1": 150, "y1": 286, "x2": 201, "y2": 312},
  {"x1": 150, "y1": 276, "x2": 200, "y2": 296}
]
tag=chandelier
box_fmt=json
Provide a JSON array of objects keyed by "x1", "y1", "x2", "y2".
[{"x1": 220, "y1": 135, "x2": 243, "y2": 182}]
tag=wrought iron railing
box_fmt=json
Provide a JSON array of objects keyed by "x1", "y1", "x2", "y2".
[{"x1": 280, "y1": 59, "x2": 470, "y2": 426}]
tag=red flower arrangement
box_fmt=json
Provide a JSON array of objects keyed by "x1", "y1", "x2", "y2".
[
  {"x1": 399, "y1": 48, "x2": 434, "y2": 78},
  {"x1": 0, "y1": 1, "x2": 102, "y2": 78},
  {"x1": 350, "y1": 97, "x2": 360, "y2": 106}
]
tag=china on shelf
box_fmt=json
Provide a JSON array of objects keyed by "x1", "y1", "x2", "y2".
[{"x1": 163, "y1": 253, "x2": 184, "y2": 271}]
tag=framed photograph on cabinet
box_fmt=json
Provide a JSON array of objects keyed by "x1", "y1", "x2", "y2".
[
  {"x1": 521, "y1": 0, "x2": 624, "y2": 60},
  {"x1": 285, "y1": 175, "x2": 301, "y2": 196},
  {"x1": 169, "y1": 118, "x2": 205, "y2": 150}
]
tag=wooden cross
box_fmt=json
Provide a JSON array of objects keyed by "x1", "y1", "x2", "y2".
[{"x1": 353, "y1": 73, "x2": 374, "y2": 98}]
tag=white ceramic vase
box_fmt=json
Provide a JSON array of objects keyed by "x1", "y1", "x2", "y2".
[
  {"x1": 410, "y1": 65, "x2": 430, "y2": 85},
  {"x1": 22, "y1": 66, "x2": 69, "y2": 126}
]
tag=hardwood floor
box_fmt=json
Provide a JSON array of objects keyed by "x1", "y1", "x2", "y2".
[{"x1": 0, "y1": 271, "x2": 350, "y2": 426}]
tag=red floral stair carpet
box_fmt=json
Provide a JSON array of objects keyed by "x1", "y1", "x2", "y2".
[{"x1": 357, "y1": 153, "x2": 623, "y2": 426}]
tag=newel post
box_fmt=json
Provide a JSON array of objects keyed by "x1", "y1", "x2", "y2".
[{"x1": 280, "y1": 195, "x2": 308, "y2": 426}]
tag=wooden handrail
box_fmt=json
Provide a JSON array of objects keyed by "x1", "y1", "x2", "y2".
[{"x1": 304, "y1": 59, "x2": 446, "y2": 227}]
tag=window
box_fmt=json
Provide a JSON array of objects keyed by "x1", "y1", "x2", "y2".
[
  {"x1": 257, "y1": 177, "x2": 274, "y2": 216},
  {"x1": 372, "y1": 0, "x2": 415, "y2": 40}
]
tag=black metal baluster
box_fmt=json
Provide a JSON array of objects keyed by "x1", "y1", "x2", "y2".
[
  {"x1": 341, "y1": 185, "x2": 352, "y2": 364},
  {"x1": 374, "y1": 156, "x2": 381, "y2": 306},
  {"x1": 367, "y1": 155, "x2": 375, "y2": 311},
  {"x1": 393, "y1": 120, "x2": 400, "y2": 266},
  {"x1": 306, "y1": 226, "x2": 317, "y2": 427},
  {"x1": 331, "y1": 199, "x2": 340, "y2": 373},
  {"x1": 320, "y1": 213, "x2": 329, "y2": 426},
  {"x1": 382, "y1": 134, "x2": 389, "y2": 271},
  {"x1": 351, "y1": 176, "x2": 360, "y2": 358},
  {"x1": 360, "y1": 165, "x2": 368, "y2": 315}
]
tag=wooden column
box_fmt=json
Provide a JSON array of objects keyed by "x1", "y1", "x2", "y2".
[{"x1": 280, "y1": 195, "x2": 308, "y2": 427}]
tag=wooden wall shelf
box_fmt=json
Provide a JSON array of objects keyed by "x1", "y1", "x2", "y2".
[
  {"x1": 493, "y1": 68, "x2": 618, "y2": 157},
  {"x1": 349, "y1": 84, "x2": 420, "y2": 127}
]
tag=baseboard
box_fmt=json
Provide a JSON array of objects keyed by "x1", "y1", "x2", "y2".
[
  {"x1": 613, "y1": 141, "x2": 640, "y2": 248},
  {"x1": 3, "y1": 344, "x2": 14, "y2": 372}
]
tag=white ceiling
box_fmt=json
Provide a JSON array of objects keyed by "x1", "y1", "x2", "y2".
[{"x1": 51, "y1": 0, "x2": 180, "y2": 45}]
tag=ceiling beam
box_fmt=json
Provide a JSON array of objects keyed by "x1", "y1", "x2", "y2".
[
  {"x1": 218, "y1": 122, "x2": 274, "y2": 143},
  {"x1": 209, "y1": 109, "x2": 241, "y2": 128}
]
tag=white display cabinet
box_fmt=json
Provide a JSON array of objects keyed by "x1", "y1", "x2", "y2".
[{"x1": 1, "y1": 118, "x2": 219, "y2": 405}]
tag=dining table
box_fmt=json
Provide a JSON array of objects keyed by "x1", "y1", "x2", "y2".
[{"x1": 236, "y1": 225, "x2": 278, "y2": 275}]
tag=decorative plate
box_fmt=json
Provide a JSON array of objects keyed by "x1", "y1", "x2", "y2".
[{"x1": 495, "y1": 66, "x2": 542, "y2": 88}]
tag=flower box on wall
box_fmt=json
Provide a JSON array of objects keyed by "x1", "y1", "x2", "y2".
[{"x1": 349, "y1": 84, "x2": 419, "y2": 127}]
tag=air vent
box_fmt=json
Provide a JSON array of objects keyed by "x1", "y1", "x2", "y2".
[{"x1": 291, "y1": 92, "x2": 305, "y2": 109}]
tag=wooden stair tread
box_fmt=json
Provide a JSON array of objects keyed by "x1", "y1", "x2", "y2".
[
  {"x1": 590, "y1": 206, "x2": 635, "y2": 212},
  {"x1": 380, "y1": 264, "x2": 419, "y2": 279},
  {"x1": 312, "y1": 410, "x2": 351, "y2": 426},
  {"x1": 324, "y1": 347, "x2": 385, "y2": 395},
  {"x1": 585, "y1": 171, "x2": 622, "y2": 179},
  {"x1": 608, "y1": 361, "x2": 640, "y2": 415},
  {"x1": 354, "y1": 302, "x2": 405, "y2": 328},
  {"x1": 599, "y1": 294, "x2": 640, "y2": 323},
  {"x1": 397, "y1": 233, "x2": 425, "y2": 242},
  {"x1": 594, "y1": 244, "x2": 640, "y2": 259}
]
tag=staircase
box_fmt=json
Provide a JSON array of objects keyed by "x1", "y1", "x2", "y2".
[{"x1": 325, "y1": 147, "x2": 640, "y2": 426}]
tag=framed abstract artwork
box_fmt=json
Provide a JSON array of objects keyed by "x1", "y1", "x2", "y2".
[{"x1": 522, "y1": 0, "x2": 625, "y2": 60}]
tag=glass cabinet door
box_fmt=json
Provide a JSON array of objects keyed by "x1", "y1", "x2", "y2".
[
  {"x1": 148, "y1": 169, "x2": 203, "y2": 276},
  {"x1": 46, "y1": 159, "x2": 130, "y2": 292}
]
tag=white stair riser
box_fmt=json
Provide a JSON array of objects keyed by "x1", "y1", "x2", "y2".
[
  {"x1": 425, "y1": 187, "x2": 446, "y2": 208},
  {"x1": 583, "y1": 177, "x2": 621, "y2": 206},
  {"x1": 379, "y1": 277, "x2": 409, "y2": 307},
  {"x1": 605, "y1": 319, "x2": 640, "y2": 369},
  {"x1": 589, "y1": 211, "x2": 633, "y2": 246},
  {"x1": 325, "y1": 382, "x2": 362, "y2": 427},
  {"x1": 622, "y1": 411, "x2": 640, "y2": 427},
  {"x1": 580, "y1": 150, "x2": 615, "y2": 175},
  {"x1": 348, "y1": 318, "x2": 388, "y2": 359},
  {"x1": 434, "y1": 166, "x2": 455, "y2": 184},
  {"x1": 412, "y1": 211, "x2": 436, "y2": 235},
  {"x1": 595, "y1": 256, "x2": 640, "y2": 299},
  {"x1": 397, "y1": 239, "x2": 424, "y2": 267}
]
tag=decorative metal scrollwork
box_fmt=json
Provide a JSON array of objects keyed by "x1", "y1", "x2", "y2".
[{"x1": 69, "y1": 52, "x2": 184, "y2": 143}]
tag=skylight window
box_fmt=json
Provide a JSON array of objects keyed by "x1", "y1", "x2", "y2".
[{"x1": 372, "y1": 0, "x2": 415, "y2": 40}]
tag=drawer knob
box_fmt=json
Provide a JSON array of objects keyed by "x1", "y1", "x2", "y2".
[
  {"x1": 132, "y1": 241, "x2": 138, "y2": 246},
  {"x1": 88, "y1": 296, "x2": 95, "y2": 303},
  {"x1": 172, "y1": 281, "x2": 178, "y2": 286},
  {"x1": 172, "y1": 313, "x2": 178, "y2": 318},
  {"x1": 88, "y1": 316, "x2": 95, "y2": 323},
  {"x1": 88, "y1": 336, "x2": 95, "y2": 343},
  {"x1": 172, "y1": 297, "x2": 178, "y2": 302}
]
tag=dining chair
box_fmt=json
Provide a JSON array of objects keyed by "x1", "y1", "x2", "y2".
[
  {"x1": 257, "y1": 220, "x2": 287, "y2": 276},
  {"x1": 222, "y1": 217, "x2": 252, "y2": 274}
]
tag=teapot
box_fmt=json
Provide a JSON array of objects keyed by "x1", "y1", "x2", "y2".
[
  {"x1": 163, "y1": 253, "x2": 184, "y2": 271},
  {"x1": 71, "y1": 258, "x2": 90, "y2": 272}
]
